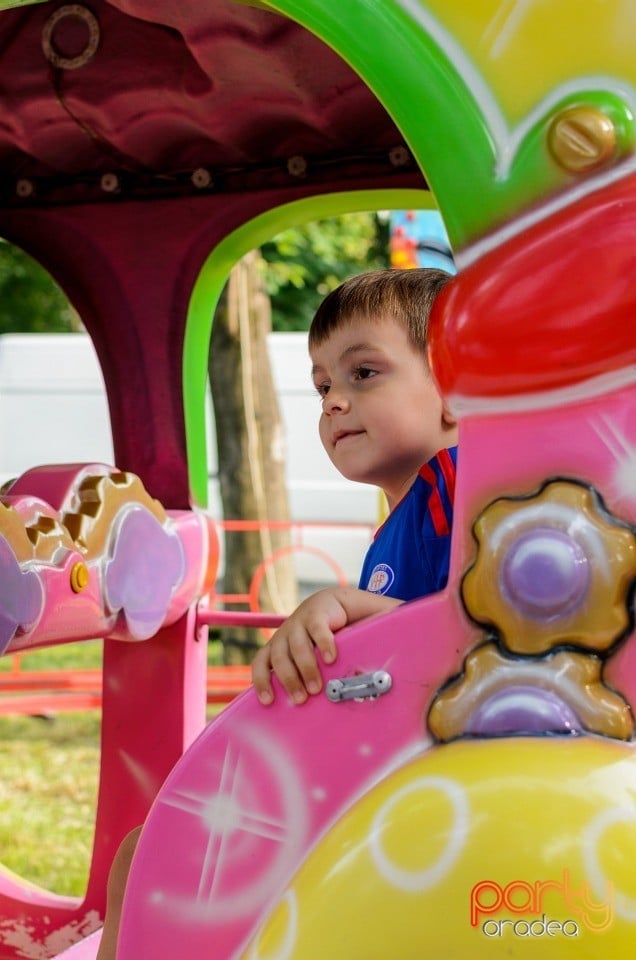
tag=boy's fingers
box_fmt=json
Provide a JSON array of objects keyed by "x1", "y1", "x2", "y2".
[
  {"x1": 287, "y1": 640, "x2": 322, "y2": 696},
  {"x1": 313, "y1": 632, "x2": 337, "y2": 666},
  {"x1": 251, "y1": 644, "x2": 275, "y2": 704},
  {"x1": 270, "y1": 631, "x2": 311, "y2": 703},
  {"x1": 287, "y1": 622, "x2": 336, "y2": 695},
  {"x1": 253, "y1": 631, "x2": 309, "y2": 705},
  {"x1": 251, "y1": 596, "x2": 341, "y2": 706}
]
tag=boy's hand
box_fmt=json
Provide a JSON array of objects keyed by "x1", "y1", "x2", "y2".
[
  {"x1": 251, "y1": 586, "x2": 402, "y2": 705},
  {"x1": 251, "y1": 588, "x2": 345, "y2": 705}
]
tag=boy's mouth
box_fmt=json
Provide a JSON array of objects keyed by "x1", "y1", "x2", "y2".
[{"x1": 333, "y1": 429, "x2": 364, "y2": 446}]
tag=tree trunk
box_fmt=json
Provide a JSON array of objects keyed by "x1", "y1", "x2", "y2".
[{"x1": 209, "y1": 250, "x2": 298, "y2": 664}]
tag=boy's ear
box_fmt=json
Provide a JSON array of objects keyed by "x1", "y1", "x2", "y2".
[{"x1": 441, "y1": 402, "x2": 457, "y2": 429}]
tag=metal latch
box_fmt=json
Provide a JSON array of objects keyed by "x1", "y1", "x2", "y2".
[{"x1": 325, "y1": 670, "x2": 393, "y2": 703}]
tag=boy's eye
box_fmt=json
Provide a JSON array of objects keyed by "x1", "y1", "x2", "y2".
[
  {"x1": 353, "y1": 366, "x2": 376, "y2": 381},
  {"x1": 315, "y1": 382, "x2": 330, "y2": 398}
]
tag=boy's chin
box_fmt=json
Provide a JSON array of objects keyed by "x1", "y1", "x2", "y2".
[{"x1": 338, "y1": 467, "x2": 376, "y2": 486}]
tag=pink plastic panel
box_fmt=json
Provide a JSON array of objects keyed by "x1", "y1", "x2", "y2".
[{"x1": 116, "y1": 589, "x2": 476, "y2": 959}]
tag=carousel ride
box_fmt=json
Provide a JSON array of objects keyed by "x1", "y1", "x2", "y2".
[{"x1": 0, "y1": 1, "x2": 635, "y2": 957}]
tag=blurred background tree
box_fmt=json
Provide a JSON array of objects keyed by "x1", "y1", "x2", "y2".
[
  {"x1": 0, "y1": 240, "x2": 80, "y2": 332},
  {"x1": 262, "y1": 211, "x2": 388, "y2": 330}
]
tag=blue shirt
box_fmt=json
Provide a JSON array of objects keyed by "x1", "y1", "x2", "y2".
[{"x1": 358, "y1": 446, "x2": 457, "y2": 601}]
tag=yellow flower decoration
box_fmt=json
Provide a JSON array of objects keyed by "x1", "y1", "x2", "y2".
[{"x1": 462, "y1": 481, "x2": 636, "y2": 656}]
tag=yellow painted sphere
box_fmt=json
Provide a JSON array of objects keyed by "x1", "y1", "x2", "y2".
[{"x1": 245, "y1": 737, "x2": 636, "y2": 959}]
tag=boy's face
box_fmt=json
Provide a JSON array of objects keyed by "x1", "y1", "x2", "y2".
[{"x1": 310, "y1": 315, "x2": 457, "y2": 509}]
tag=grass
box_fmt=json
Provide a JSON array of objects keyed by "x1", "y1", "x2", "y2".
[
  {"x1": 0, "y1": 710, "x2": 100, "y2": 897},
  {"x1": 0, "y1": 639, "x2": 103, "y2": 672},
  {"x1": 0, "y1": 636, "x2": 234, "y2": 897},
  {"x1": 0, "y1": 641, "x2": 102, "y2": 896}
]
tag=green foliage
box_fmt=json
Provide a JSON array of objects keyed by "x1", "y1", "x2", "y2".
[
  {"x1": 260, "y1": 212, "x2": 389, "y2": 331},
  {"x1": 0, "y1": 240, "x2": 75, "y2": 334}
]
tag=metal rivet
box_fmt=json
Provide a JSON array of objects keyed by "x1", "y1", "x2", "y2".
[
  {"x1": 191, "y1": 167, "x2": 212, "y2": 189},
  {"x1": 100, "y1": 173, "x2": 120, "y2": 193},
  {"x1": 287, "y1": 155, "x2": 307, "y2": 177},
  {"x1": 41, "y1": 5, "x2": 100, "y2": 71},
  {"x1": 389, "y1": 145, "x2": 411, "y2": 167},
  {"x1": 16, "y1": 179, "x2": 34, "y2": 198},
  {"x1": 547, "y1": 105, "x2": 616, "y2": 174},
  {"x1": 70, "y1": 561, "x2": 89, "y2": 593}
]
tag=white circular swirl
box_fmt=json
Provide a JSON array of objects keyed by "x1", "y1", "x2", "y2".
[
  {"x1": 369, "y1": 775, "x2": 469, "y2": 892},
  {"x1": 582, "y1": 805, "x2": 636, "y2": 922},
  {"x1": 249, "y1": 890, "x2": 298, "y2": 960}
]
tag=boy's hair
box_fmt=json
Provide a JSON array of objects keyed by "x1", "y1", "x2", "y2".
[{"x1": 308, "y1": 267, "x2": 452, "y2": 353}]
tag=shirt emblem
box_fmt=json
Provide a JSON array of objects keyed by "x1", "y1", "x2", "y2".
[{"x1": 366, "y1": 563, "x2": 395, "y2": 595}]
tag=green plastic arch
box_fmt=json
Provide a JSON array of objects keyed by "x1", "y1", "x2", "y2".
[{"x1": 185, "y1": 188, "x2": 436, "y2": 506}]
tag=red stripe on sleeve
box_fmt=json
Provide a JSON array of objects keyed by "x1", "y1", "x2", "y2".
[
  {"x1": 437, "y1": 447, "x2": 456, "y2": 505},
  {"x1": 418, "y1": 461, "x2": 450, "y2": 536}
]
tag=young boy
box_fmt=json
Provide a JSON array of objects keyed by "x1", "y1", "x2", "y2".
[
  {"x1": 251, "y1": 266, "x2": 458, "y2": 705},
  {"x1": 96, "y1": 267, "x2": 457, "y2": 960}
]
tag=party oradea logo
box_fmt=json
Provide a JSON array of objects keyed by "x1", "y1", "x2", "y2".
[{"x1": 470, "y1": 870, "x2": 614, "y2": 938}]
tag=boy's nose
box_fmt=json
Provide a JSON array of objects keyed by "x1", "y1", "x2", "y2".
[{"x1": 323, "y1": 388, "x2": 350, "y2": 414}]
